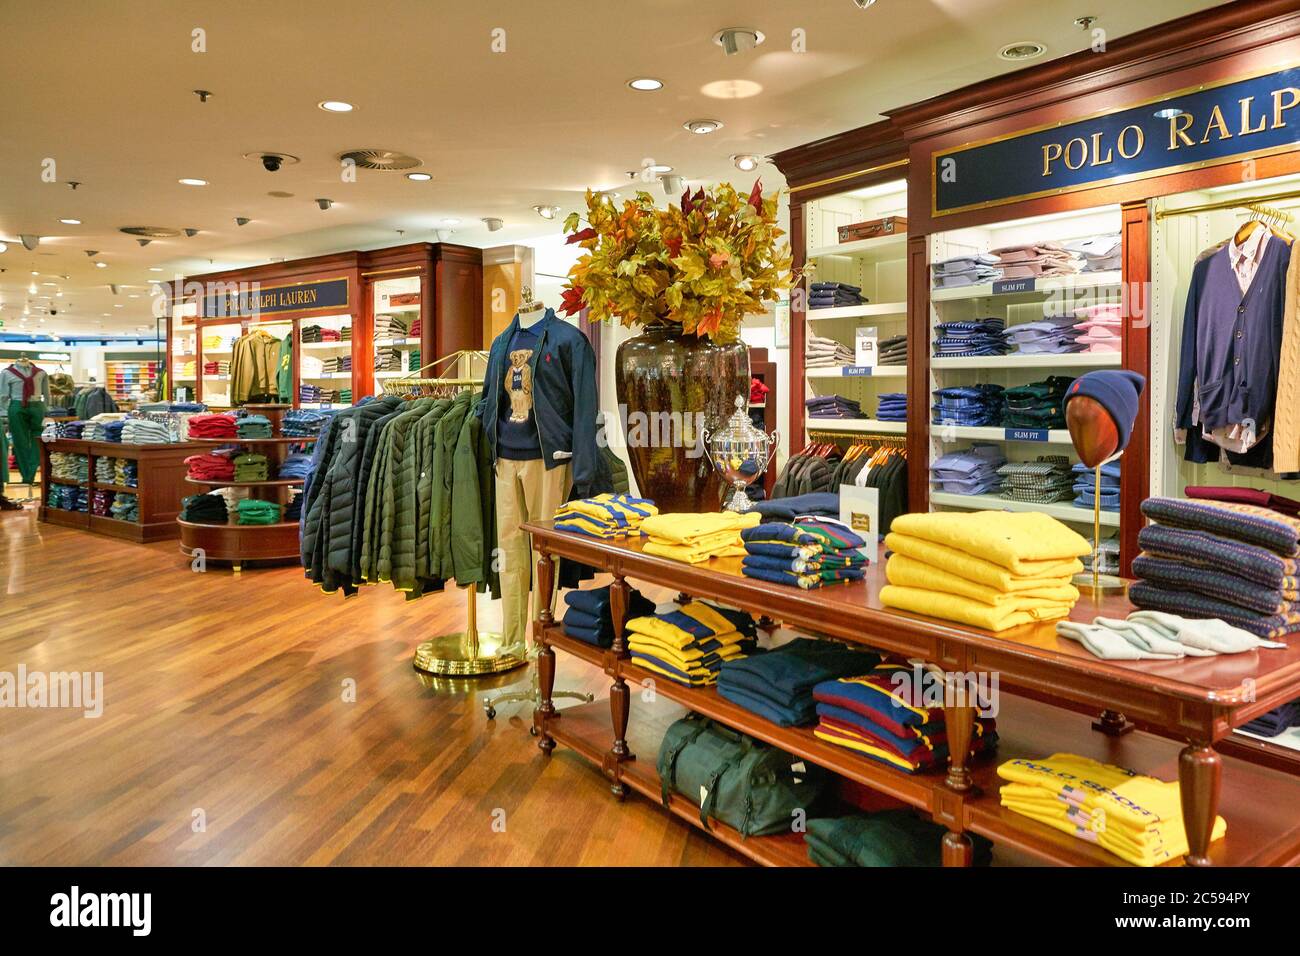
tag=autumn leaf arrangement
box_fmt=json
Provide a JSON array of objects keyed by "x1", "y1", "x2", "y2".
[{"x1": 559, "y1": 180, "x2": 793, "y2": 344}]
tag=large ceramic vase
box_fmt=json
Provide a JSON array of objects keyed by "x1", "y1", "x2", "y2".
[{"x1": 615, "y1": 324, "x2": 749, "y2": 513}]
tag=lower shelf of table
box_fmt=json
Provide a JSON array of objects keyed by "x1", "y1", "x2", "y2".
[
  {"x1": 541, "y1": 626, "x2": 1300, "y2": 867},
  {"x1": 177, "y1": 518, "x2": 300, "y2": 564}
]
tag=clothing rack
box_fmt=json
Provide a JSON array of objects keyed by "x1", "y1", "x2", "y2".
[
  {"x1": 1154, "y1": 187, "x2": 1300, "y2": 221},
  {"x1": 395, "y1": 349, "x2": 525, "y2": 678},
  {"x1": 806, "y1": 426, "x2": 906, "y2": 445}
]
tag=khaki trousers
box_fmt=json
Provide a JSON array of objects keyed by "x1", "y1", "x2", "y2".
[{"x1": 495, "y1": 457, "x2": 571, "y2": 649}]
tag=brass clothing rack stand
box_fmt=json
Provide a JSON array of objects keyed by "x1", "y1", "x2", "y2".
[{"x1": 388, "y1": 349, "x2": 526, "y2": 677}]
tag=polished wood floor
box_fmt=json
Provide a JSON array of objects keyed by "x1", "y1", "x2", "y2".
[{"x1": 0, "y1": 505, "x2": 745, "y2": 866}]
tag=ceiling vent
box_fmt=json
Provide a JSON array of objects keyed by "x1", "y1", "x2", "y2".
[
  {"x1": 339, "y1": 149, "x2": 422, "y2": 171},
  {"x1": 120, "y1": 226, "x2": 181, "y2": 239}
]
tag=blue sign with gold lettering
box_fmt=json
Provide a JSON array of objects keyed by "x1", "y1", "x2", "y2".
[
  {"x1": 201, "y1": 276, "x2": 349, "y2": 318},
  {"x1": 934, "y1": 66, "x2": 1300, "y2": 216}
]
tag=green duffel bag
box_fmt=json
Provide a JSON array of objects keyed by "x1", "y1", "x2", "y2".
[{"x1": 657, "y1": 713, "x2": 828, "y2": 837}]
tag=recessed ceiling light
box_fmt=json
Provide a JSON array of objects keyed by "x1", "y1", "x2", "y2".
[
  {"x1": 1154, "y1": 107, "x2": 1185, "y2": 119},
  {"x1": 30, "y1": 270, "x2": 38, "y2": 276},
  {"x1": 178, "y1": 178, "x2": 208, "y2": 186},
  {"x1": 441, "y1": 218, "x2": 461, "y2": 226},
  {"x1": 683, "y1": 119, "x2": 723, "y2": 135},
  {"x1": 998, "y1": 41, "x2": 1047, "y2": 61},
  {"x1": 58, "y1": 218, "x2": 81, "y2": 225},
  {"x1": 533, "y1": 205, "x2": 561, "y2": 220},
  {"x1": 647, "y1": 164, "x2": 673, "y2": 174},
  {"x1": 628, "y1": 77, "x2": 663, "y2": 91},
  {"x1": 318, "y1": 100, "x2": 354, "y2": 112},
  {"x1": 406, "y1": 172, "x2": 433, "y2": 181},
  {"x1": 128, "y1": 293, "x2": 140, "y2": 298},
  {"x1": 732, "y1": 154, "x2": 760, "y2": 172},
  {"x1": 149, "y1": 267, "x2": 164, "y2": 272},
  {"x1": 94, "y1": 261, "x2": 108, "y2": 268},
  {"x1": 114, "y1": 303, "x2": 124, "y2": 308}
]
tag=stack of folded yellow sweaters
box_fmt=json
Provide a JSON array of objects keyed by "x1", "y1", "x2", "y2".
[
  {"x1": 880, "y1": 511, "x2": 1090, "y2": 631},
  {"x1": 998, "y1": 753, "x2": 1227, "y2": 866},
  {"x1": 639, "y1": 511, "x2": 760, "y2": 564}
]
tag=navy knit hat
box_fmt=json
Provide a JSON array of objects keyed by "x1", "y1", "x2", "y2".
[{"x1": 1065, "y1": 370, "x2": 1146, "y2": 452}]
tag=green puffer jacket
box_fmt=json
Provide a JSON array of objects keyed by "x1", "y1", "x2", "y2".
[
  {"x1": 351, "y1": 402, "x2": 405, "y2": 586},
  {"x1": 371, "y1": 398, "x2": 435, "y2": 584},
  {"x1": 400, "y1": 397, "x2": 452, "y2": 595},
  {"x1": 450, "y1": 398, "x2": 500, "y2": 598},
  {"x1": 428, "y1": 391, "x2": 473, "y2": 584}
]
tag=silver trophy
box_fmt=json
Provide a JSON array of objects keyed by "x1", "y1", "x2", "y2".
[{"x1": 704, "y1": 396, "x2": 779, "y2": 513}]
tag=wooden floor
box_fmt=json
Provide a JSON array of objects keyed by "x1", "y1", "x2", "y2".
[{"x1": 0, "y1": 505, "x2": 745, "y2": 866}]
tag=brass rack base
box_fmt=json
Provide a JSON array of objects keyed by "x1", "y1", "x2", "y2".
[
  {"x1": 1072, "y1": 572, "x2": 1128, "y2": 594},
  {"x1": 413, "y1": 631, "x2": 527, "y2": 676}
]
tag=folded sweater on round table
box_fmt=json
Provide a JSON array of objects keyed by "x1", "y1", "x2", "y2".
[{"x1": 888, "y1": 511, "x2": 1090, "y2": 574}]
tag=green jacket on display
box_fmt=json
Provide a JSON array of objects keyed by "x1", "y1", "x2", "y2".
[
  {"x1": 450, "y1": 399, "x2": 501, "y2": 598},
  {"x1": 277, "y1": 333, "x2": 293, "y2": 404}
]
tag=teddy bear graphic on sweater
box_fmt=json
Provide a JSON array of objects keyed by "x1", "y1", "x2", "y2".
[{"x1": 507, "y1": 349, "x2": 534, "y2": 422}]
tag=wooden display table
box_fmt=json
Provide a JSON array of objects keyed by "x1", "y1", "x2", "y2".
[
  {"x1": 176, "y1": 404, "x2": 312, "y2": 569},
  {"x1": 523, "y1": 520, "x2": 1300, "y2": 868},
  {"x1": 39, "y1": 438, "x2": 206, "y2": 542}
]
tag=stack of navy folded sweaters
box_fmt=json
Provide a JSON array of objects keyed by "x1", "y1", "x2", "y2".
[{"x1": 562, "y1": 584, "x2": 656, "y2": 648}]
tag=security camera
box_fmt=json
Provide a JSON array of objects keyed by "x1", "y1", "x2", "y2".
[
  {"x1": 261, "y1": 154, "x2": 283, "y2": 172},
  {"x1": 316, "y1": 198, "x2": 333, "y2": 210},
  {"x1": 20, "y1": 234, "x2": 39, "y2": 251},
  {"x1": 482, "y1": 217, "x2": 504, "y2": 232}
]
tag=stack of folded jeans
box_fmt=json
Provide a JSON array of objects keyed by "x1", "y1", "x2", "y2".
[
  {"x1": 181, "y1": 493, "x2": 229, "y2": 524},
  {"x1": 931, "y1": 384, "x2": 1004, "y2": 426},
  {"x1": 805, "y1": 334, "x2": 854, "y2": 368},
  {"x1": 998, "y1": 456, "x2": 1075, "y2": 503},
  {"x1": 988, "y1": 242, "x2": 1081, "y2": 279},
  {"x1": 110, "y1": 492, "x2": 139, "y2": 522},
  {"x1": 806, "y1": 811, "x2": 992, "y2": 867},
  {"x1": 930, "y1": 254, "x2": 1002, "y2": 289},
  {"x1": 1001, "y1": 376, "x2": 1073, "y2": 429},
  {"x1": 233, "y1": 453, "x2": 269, "y2": 483},
  {"x1": 1071, "y1": 460, "x2": 1120, "y2": 511},
  {"x1": 237, "y1": 499, "x2": 281, "y2": 525},
  {"x1": 626, "y1": 601, "x2": 753, "y2": 687},
  {"x1": 1006, "y1": 316, "x2": 1084, "y2": 354},
  {"x1": 929, "y1": 444, "x2": 1006, "y2": 495},
  {"x1": 1064, "y1": 234, "x2": 1122, "y2": 272},
  {"x1": 740, "y1": 519, "x2": 869, "y2": 589},
  {"x1": 717, "y1": 637, "x2": 880, "y2": 727},
  {"x1": 560, "y1": 584, "x2": 656, "y2": 648},
  {"x1": 237, "y1": 414, "x2": 273, "y2": 439},
  {"x1": 809, "y1": 282, "x2": 867, "y2": 309},
  {"x1": 932, "y1": 318, "x2": 1009, "y2": 357},
  {"x1": 805, "y1": 395, "x2": 864, "y2": 419},
  {"x1": 553, "y1": 493, "x2": 658, "y2": 539},
  {"x1": 878, "y1": 333, "x2": 908, "y2": 367},
  {"x1": 875, "y1": 393, "x2": 907, "y2": 422},
  {"x1": 813, "y1": 661, "x2": 998, "y2": 773}
]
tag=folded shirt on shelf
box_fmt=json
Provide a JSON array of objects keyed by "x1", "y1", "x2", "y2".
[
  {"x1": 717, "y1": 637, "x2": 881, "y2": 728},
  {"x1": 880, "y1": 511, "x2": 1090, "y2": 631},
  {"x1": 236, "y1": 498, "x2": 281, "y2": 525},
  {"x1": 1057, "y1": 608, "x2": 1285, "y2": 661},
  {"x1": 232, "y1": 453, "x2": 269, "y2": 483},
  {"x1": 875, "y1": 393, "x2": 907, "y2": 422},
  {"x1": 997, "y1": 753, "x2": 1225, "y2": 867},
  {"x1": 184, "y1": 451, "x2": 236, "y2": 482},
  {"x1": 805, "y1": 395, "x2": 864, "y2": 420},
  {"x1": 277, "y1": 453, "x2": 314, "y2": 481},
  {"x1": 109, "y1": 492, "x2": 138, "y2": 523},
  {"x1": 806, "y1": 811, "x2": 992, "y2": 867},
  {"x1": 931, "y1": 253, "x2": 1002, "y2": 289},
  {"x1": 933, "y1": 318, "x2": 1009, "y2": 357},
  {"x1": 626, "y1": 601, "x2": 753, "y2": 687},
  {"x1": 1001, "y1": 376, "x2": 1073, "y2": 429},
  {"x1": 930, "y1": 444, "x2": 1006, "y2": 495},
  {"x1": 748, "y1": 492, "x2": 840, "y2": 523},
  {"x1": 639, "y1": 510, "x2": 758, "y2": 564},
  {"x1": 812, "y1": 662, "x2": 998, "y2": 773},
  {"x1": 998, "y1": 455, "x2": 1075, "y2": 504},
  {"x1": 180, "y1": 493, "x2": 229, "y2": 524},
  {"x1": 186, "y1": 413, "x2": 239, "y2": 439},
  {"x1": 931, "y1": 384, "x2": 1005, "y2": 427},
  {"x1": 553, "y1": 493, "x2": 658, "y2": 539},
  {"x1": 119, "y1": 419, "x2": 173, "y2": 444},
  {"x1": 1241, "y1": 699, "x2": 1300, "y2": 737},
  {"x1": 740, "y1": 518, "x2": 868, "y2": 589},
  {"x1": 560, "y1": 584, "x2": 657, "y2": 648},
  {"x1": 237, "y1": 414, "x2": 273, "y2": 439}
]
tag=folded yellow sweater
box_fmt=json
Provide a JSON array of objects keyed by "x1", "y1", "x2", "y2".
[
  {"x1": 628, "y1": 634, "x2": 744, "y2": 668},
  {"x1": 888, "y1": 511, "x2": 1090, "y2": 575},
  {"x1": 884, "y1": 532, "x2": 1083, "y2": 589},
  {"x1": 625, "y1": 602, "x2": 739, "y2": 648},
  {"x1": 886, "y1": 553, "x2": 1080, "y2": 607},
  {"x1": 639, "y1": 511, "x2": 760, "y2": 544},
  {"x1": 643, "y1": 530, "x2": 748, "y2": 564},
  {"x1": 879, "y1": 584, "x2": 1072, "y2": 631}
]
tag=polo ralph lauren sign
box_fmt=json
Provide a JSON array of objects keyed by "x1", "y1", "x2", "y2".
[
  {"x1": 200, "y1": 276, "x2": 349, "y2": 318},
  {"x1": 933, "y1": 66, "x2": 1300, "y2": 216}
]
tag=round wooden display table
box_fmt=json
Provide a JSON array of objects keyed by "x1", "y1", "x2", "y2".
[{"x1": 177, "y1": 404, "x2": 312, "y2": 571}]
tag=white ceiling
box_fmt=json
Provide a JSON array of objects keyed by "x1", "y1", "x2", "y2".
[{"x1": 0, "y1": 0, "x2": 1223, "y2": 336}]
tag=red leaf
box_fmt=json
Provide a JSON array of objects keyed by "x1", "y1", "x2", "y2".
[
  {"x1": 666, "y1": 236, "x2": 683, "y2": 258},
  {"x1": 558, "y1": 285, "x2": 585, "y2": 316},
  {"x1": 565, "y1": 227, "x2": 597, "y2": 245},
  {"x1": 747, "y1": 178, "x2": 763, "y2": 213},
  {"x1": 695, "y1": 309, "x2": 723, "y2": 338},
  {"x1": 680, "y1": 187, "x2": 694, "y2": 215}
]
